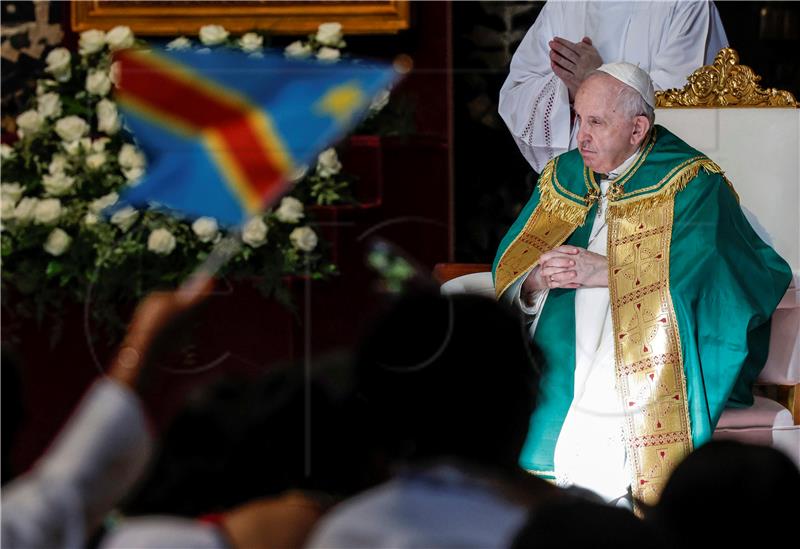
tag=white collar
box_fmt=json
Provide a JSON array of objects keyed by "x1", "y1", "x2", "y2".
[{"x1": 606, "y1": 147, "x2": 641, "y2": 181}]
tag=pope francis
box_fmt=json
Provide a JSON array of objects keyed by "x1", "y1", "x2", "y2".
[{"x1": 493, "y1": 62, "x2": 792, "y2": 508}]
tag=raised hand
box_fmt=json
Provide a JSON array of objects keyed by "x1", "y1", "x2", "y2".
[{"x1": 549, "y1": 36, "x2": 603, "y2": 100}]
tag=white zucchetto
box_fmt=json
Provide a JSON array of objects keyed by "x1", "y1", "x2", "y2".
[{"x1": 596, "y1": 62, "x2": 656, "y2": 109}]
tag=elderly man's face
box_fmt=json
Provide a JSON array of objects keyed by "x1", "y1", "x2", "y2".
[{"x1": 574, "y1": 75, "x2": 640, "y2": 174}]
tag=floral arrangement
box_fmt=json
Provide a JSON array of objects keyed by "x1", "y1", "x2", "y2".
[{"x1": 0, "y1": 23, "x2": 385, "y2": 335}]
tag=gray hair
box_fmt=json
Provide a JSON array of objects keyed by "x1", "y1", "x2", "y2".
[{"x1": 584, "y1": 70, "x2": 655, "y2": 125}]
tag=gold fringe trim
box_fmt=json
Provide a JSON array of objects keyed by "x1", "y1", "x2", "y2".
[
  {"x1": 607, "y1": 159, "x2": 736, "y2": 218},
  {"x1": 538, "y1": 160, "x2": 590, "y2": 226}
]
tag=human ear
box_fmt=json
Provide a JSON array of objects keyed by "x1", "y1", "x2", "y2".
[{"x1": 630, "y1": 115, "x2": 651, "y2": 146}]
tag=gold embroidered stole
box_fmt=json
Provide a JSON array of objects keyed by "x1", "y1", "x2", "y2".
[
  {"x1": 607, "y1": 202, "x2": 692, "y2": 509},
  {"x1": 494, "y1": 161, "x2": 589, "y2": 298}
]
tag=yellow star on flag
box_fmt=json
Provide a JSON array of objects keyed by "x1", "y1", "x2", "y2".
[{"x1": 314, "y1": 82, "x2": 366, "y2": 124}]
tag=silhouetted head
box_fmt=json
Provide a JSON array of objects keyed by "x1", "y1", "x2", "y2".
[
  {"x1": 355, "y1": 292, "x2": 539, "y2": 470},
  {"x1": 648, "y1": 440, "x2": 800, "y2": 547},
  {"x1": 511, "y1": 498, "x2": 666, "y2": 549}
]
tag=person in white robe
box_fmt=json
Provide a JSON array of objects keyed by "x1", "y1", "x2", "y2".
[{"x1": 499, "y1": 0, "x2": 728, "y2": 173}]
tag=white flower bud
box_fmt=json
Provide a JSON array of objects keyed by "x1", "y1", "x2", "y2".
[
  {"x1": 1, "y1": 198, "x2": 16, "y2": 220},
  {"x1": 315, "y1": 22, "x2": 344, "y2": 47},
  {"x1": 166, "y1": 36, "x2": 192, "y2": 50},
  {"x1": 191, "y1": 216, "x2": 219, "y2": 243},
  {"x1": 316, "y1": 47, "x2": 341, "y2": 62},
  {"x1": 199, "y1": 25, "x2": 229, "y2": 46},
  {"x1": 42, "y1": 172, "x2": 75, "y2": 196},
  {"x1": 106, "y1": 26, "x2": 135, "y2": 50},
  {"x1": 79, "y1": 29, "x2": 106, "y2": 55},
  {"x1": 86, "y1": 70, "x2": 112, "y2": 96},
  {"x1": 16, "y1": 110, "x2": 43, "y2": 137},
  {"x1": 84, "y1": 212, "x2": 99, "y2": 226},
  {"x1": 242, "y1": 216, "x2": 268, "y2": 247},
  {"x1": 316, "y1": 148, "x2": 342, "y2": 177},
  {"x1": 33, "y1": 198, "x2": 62, "y2": 224},
  {"x1": 369, "y1": 89, "x2": 390, "y2": 113},
  {"x1": 118, "y1": 143, "x2": 146, "y2": 169},
  {"x1": 110, "y1": 206, "x2": 139, "y2": 232},
  {"x1": 238, "y1": 32, "x2": 263, "y2": 53},
  {"x1": 89, "y1": 191, "x2": 118, "y2": 214},
  {"x1": 289, "y1": 226, "x2": 318, "y2": 252},
  {"x1": 1, "y1": 183, "x2": 23, "y2": 204},
  {"x1": 86, "y1": 152, "x2": 107, "y2": 170},
  {"x1": 48, "y1": 154, "x2": 68, "y2": 175},
  {"x1": 97, "y1": 99, "x2": 121, "y2": 135},
  {"x1": 14, "y1": 197, "x2": 38, "y2": 223},
  {"x1": 54, "y1": 116, "x2": 89, "y2": 142},
  {"x1": 37, "y1": 92, "x2": 62, "y2": 119},
  {"x1": 43, "y1": 228, "x2": 71, "y2": 256},
  {"x1": 284, "y1": 40, "x2": 312, "y2": 59},
  {"x1": 1, "y1": 143, "x2": 14, "y2": 159},
  {"x1": 147, "y1": 228, "x2": 177, "y2": 255},
  {"x1": 45, "y1": 48, "x2": 71, "y2": 82},
  {"x1": 275, "y1": 196, "x2": 305, "y2": 223}
]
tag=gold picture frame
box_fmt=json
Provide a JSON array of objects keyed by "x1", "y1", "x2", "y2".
[{"x1": 71, "y1": 1, "x2": 411, "y2": 36}]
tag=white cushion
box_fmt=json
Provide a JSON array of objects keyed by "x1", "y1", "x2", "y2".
[
  {"x1": 440, "y1": 272, "x2": 494, "y2": 298},
  {"x1": 716, "y1": 396, "x2": 793, "y2": 430},
  {"x1": 758, "y1": 277, "x2": 800, "y2": 384}
]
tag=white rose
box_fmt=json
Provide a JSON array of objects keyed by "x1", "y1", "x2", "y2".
[
  {"x1": 242, "y1": 216, "x2": 268, "y2": 247},
  {"x1": 84, "y1": 212, "x2": 99, "y2": 226},
  {"x1": 92, "y1": 137, "x2": 110, "y2": 152},
  {"x1": 289, "y1": 226, "x2": 318, "y2": 252},
  {"x1": 1, "y1": 183, "x2": 23, "y2": 204},
  {"x1": 45, "y1": 48, "x2": 71, "y2": 82},
  {"x1": 284, "y1": 40, "x2": 312, "y2": 59},
  {"x1": 199, "y1": 25, "x2": 229, "y2": 46},
  {"x1": 109, "y1": 61, "x2": 121, "y2": 87},
  {"x1": 42, "y1": 173, "x2": 75, "y2": 196},
  {"x1": 122, "y1": 167, "x2": 144, "y2": 184},
  {"x1": 1, "y1": 143, "x2": 14, "y2": 159},
  {"x1": 316, "y1": 147, "x2": 342, "y2": 177},
  {"x1": 238, "y1": 32, "x2": 263, "y2": 53},
  {"x1": 55, "y1": 116, "x2": 89, "y2": 142},
  {"x1": 33, "y1": 198, "x2": 61, "y2": 224},
  {"x1": 106, "y1": 26, "x2": 135, "y2": 50},
  {"x1": 110, "y1": 206, "x2": 139, "y2": 232},
  {"x1": 369, "y1": 89, "x2": 390, "y2": 113},
  {"x1": 36, "y1": 79, "x2": 57, "y2": 96},
  {"x1": 61, "y1": 141, "x2": 78, "y2": 156},
  {"x1": 14, "y1": 197, "x2": 38, "y2": 223},
  {"x1": 89, "y1": 191, "x2": 118, "y2": 214},
  {"x1": 48, "y1": 154, "x2": 68, "y2": 175},
  {"x1": 191, "y1": 216, "x2": 219, "y2": 243},
  {"x1": 86, "y1": 152, "x2": 106, "y2": 170},
  {"x1": 43, "y1": 228, "x2": 71, "y2": 256},
  {"x1": 166, "y1": 36, "x2": 192, "y2": 50},
  {"x1": 16, "y1": 110, "x2": 43, "y2": 137},
  {"x1": 96, "y1": 99, "x2": 121, "y2": 135},
  {"x1": 37, "y1": 92, "x2": 62, "y2": 119},
  {"x1": 316, "y1": 47, "x2": 341, "y2": 62},
  {"x1": 79, "y1": 29, "x2": 106, "y2": 55},
  {"x1": 289, "y1": 164, "x2": 308, "y2": 183},
  {"x1": 147, "y1": 228, "x2": 176, "y2": 255},
  {"x1": 118, "y1": 143, "x2": 146, "y2": 169},
  {"x1": 1, "y1": 198, "x2": 15, "y2": 220},
  {"x1": 86, "y1": 70, "x2": 111, "y2": 96},
  {"x1": 275, "y1": 196, "x2": 305, "y2": 223},
  {"x1": 316, "y1": 22, "x2": 344, "y2": 47}
]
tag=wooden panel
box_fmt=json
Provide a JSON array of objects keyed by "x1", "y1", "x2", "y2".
[{"x1": 71, "y1": 1, "x2": 410, "y2": 36}]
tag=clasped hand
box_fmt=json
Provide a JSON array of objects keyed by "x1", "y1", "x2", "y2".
[
  {"x1": 523, "y1": 245, "x2": 609, "y2": 292},
  {"x1": 549, "y1": 36, "x2": 603, "y2": 100}
]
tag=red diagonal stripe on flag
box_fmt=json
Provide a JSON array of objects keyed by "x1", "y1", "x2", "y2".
[{"x1": 115, "y1": 51, "x2": 285, "y2": 205}]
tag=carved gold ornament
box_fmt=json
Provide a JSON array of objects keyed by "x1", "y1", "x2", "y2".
[{"x1": 655, "y1": 48, "x2": 798, "y2": 108}]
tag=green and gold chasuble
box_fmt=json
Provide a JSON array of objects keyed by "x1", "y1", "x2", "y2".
[{"x1": 492, "y1": 125, "x2": 792, "y2": 506}]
